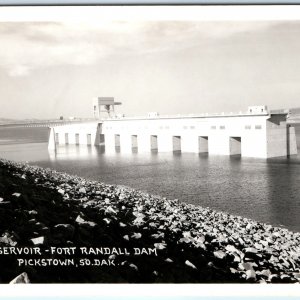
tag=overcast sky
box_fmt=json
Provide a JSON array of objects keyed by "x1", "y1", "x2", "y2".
[{"x1": 1, "y1": 15, "x2": 300, "y2": 119}]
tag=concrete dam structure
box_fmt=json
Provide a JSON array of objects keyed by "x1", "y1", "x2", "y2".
[{"x1": 48, "y1": 105, "x2": 297, "y2": 158}]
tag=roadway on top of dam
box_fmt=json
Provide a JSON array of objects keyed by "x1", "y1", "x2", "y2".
[
  {"x1": 0, "y1": 119, "x2": 97, "y2": 128},
  {"x1": 0, "y1": 110, "x2": 289, "y2": 128}
]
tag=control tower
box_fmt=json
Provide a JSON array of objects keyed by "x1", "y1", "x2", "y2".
[{"x1": 93, "y1": 97, "x2": 122, "y2": 119}]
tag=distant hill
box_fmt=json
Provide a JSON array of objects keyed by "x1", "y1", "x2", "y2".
[{"x1": 290, "y1": 107, "x2": 300, "y2": 115}]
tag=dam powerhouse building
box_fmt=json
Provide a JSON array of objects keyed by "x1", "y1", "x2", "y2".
[{"x1": 48, "y1": 98, "x2": 297, "y2": 158}]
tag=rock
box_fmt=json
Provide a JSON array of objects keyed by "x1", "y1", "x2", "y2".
[
  {"x1": 57, "y1": 189, "x2": 65, "y2": 195},
  {"x1": 246, "y1": 269, "x2": 256, "y2": 280},
  {"x1": 106, "y1": 206, "x2": 117, "y2": 214},
  {"x1": 293, "y1": 273, "x2": 300, "y2": 280},
  {"x1": 103, "y1": 218, "x2": 111, "y2": 224},
  {"x1": 245, "y1": 247, "x2": 258, "y2": 254},
  {"x1": 270, "y1": 274, "x2": 280, "y2": 283},
  {"x1": 254, "y1": 243, "x2": 263, "y2": 250},
  {"x1": 75, "y1": 215, "x2": 97, "y2": 227},
  {"x1": 31, "y1": 236, "x2": 44, "y2": 245},
  {"x1": 154, "y1": 242, "x2": 166, "y2": 250},
  {"x1": 123, "y1": 235, "x2": 129, "y2": 241},
  {"x1": 78, "y1": 187, "x2": 86, "y2": 194},
  {"x1": 0, "y1": 197, "x2": 3, "y2": 202},
  {"x1": 225, "y1": 245, "x2": 239, "y2": 253},
  {"x1": 28, "y1": 210, "x2": 38, "y2": 215},
  {"x1": 129, "y1": 263, "x2": 138, "y2": 271},
  {"x1": 238, "y1": 237, "x2": 245, "y2": 245},
  {"x1": 0, "y1": 232, "x2": 17, "y2": 246},
  {"x1": 12, "y1": 193, "x2": 21, "y2": 197},
  {"x1": 119, "y1": 222, "x2": 126, "y2": 227},
  {"x1": 259, "y1": 279, "x2": 267, "y2": 284},
  {"x1": 131, "y1": 232, "x2": 142, "y2": 239},
  {"x1": 54, "y1": 224, "x2": 75, "y2": 239},
  {"x1": 213, "y1": 250, "x2": 226, "y2": 260},
  {"x1": 165, "y1": 258, "x2": 173, "y2": 263},
  {"x1": 260, "y1": 240, "x2": 268, "y2": 247},
  {"x1": 9, "y1": 272, "x2": 30, "y2": 284},
  {"x1": 232, "y1": 253, "x2": 241, "y2": 263},
  {"x1": 185, "y1": 260, "x2": 197, "y2": 269},
  {"x1": 280, "y1": 274, "x2": 293, "y2": 283},
  {"x1": 240, "y1": 262, "x2": 255, "y2": 271}
]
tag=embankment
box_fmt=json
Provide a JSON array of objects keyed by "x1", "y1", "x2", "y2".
[{"x1": 0, "y1": 158, "x2": 299, "y2": 283}]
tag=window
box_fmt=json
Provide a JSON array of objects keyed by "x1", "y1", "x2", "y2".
[
  {"x1": 183, "y1": 126, "x2": 188, "y2": 129},
  {"x1": 159, "y1": 126, "x2": 163, "y2": 129},
  {"x1": 211, "y1": 126, "x2": 216, "y2": 130},
  {"x1": 220, "y1": 126, "x2": 225, "y2": 130},
  {"x1": 165, "y1": 126, "x2": 169, "y2": 129},
  {"x1": 245, "y1": 125, "x2": 251, "y2": 130},
  {"x1": 190, "y1": 126, "x2": 195, "y2": 129},
  {"x1": 255, "y1": 125, "x2": 262, "y2": 129}
]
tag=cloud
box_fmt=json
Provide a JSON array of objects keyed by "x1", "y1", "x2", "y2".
[
  {"x1": 8, "y1": 65, "x2": 31, "y2": 77},
  {"x1": 0, "y1": 20, "x2": 288, "y2": 77}
]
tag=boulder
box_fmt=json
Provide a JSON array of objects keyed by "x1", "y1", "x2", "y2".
[
  {"x1": 246, "y1": 269, "x2": 256, "y2": 281},
  {"x1": 0, "y1": 232, "x2": 17, "y2": 246},
  {"x1": 12, "y1": 193, "x2": 21, "y2": 197},
  {"x1": 185, "y1": 260, "x2": 197, "y2": 269},
  {"x1": 78, "y1": 187, "x2": 86, "y2": 194},
  {"x1": 53, "y1": 224, "x2": 75, "y2": 239},
  {"x1": 75, "y1": 215, "x2": 97, "y2": 227},
  {"x1": 9, "y1": 272, "x2": 30, "y2": 284},
  {"x1": 31, "y1": 236, "x2": 44, "y2": 245},
  {"x1": 213, "y1": 250, "x2": 226, "y2": 260}
]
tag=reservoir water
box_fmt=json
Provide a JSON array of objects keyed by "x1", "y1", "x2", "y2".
[{"x1": 0, "y1": 125, "x2": 300, "y2": 232}]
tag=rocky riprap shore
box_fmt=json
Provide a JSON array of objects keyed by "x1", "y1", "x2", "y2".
[{"x1": 0, "y1": 158, "x2": 299, "y2": 283}]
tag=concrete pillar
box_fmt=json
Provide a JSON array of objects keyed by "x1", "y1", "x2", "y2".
[
  {"x1": 199, "y1": 136, "x2": 209, "y2": 153},
  {"x1": 151, "y1": 135, "x2": 158, "y2": 150},
  {"x1": 87, "y1": 134, "x2": 92, "y2": 145},
  {"x1": 132, "y1": 135, "x2": 138, "y2": 150},
  {"x1": 65, "y1": 133, "x2": 69, "y2": 145},
  {"x1": 48, "y1": 127, "x2": 56, "y2": 150},
  {"x1": 138, "y1": 135, "x2": 151, "y2": 152},
  {"x1": 229, "y1": 137, "x2": 241, "y2": 155},
  {"x1": 157, "y1": 134, "x2": 173, "y2": 152},
  {"x1": 288, "y1": 126, "x2": 298, "y2": 156},
  {"x1": 241, "y1": 134, "x2": 267, "y2": 158},
  {"x1": 58, "y1": 132, "x2": 66, "y2": 145},
  {"x1": 94, "y1": 124, "x2": 101, "y2": 145},
  {"x1": 266, "y1": 127, "x2": 287, "y2": 157},
  {"x1": 104, "y1": 134, "x2": 115, "y2": 152},
  {"x1": 68, "y1": 132, "x2": 76, "y2": 145},
  {"x1": 120, "y1": 134, "x2": 133, "y2": 153},
  {"x1": 208, "y1": 135, "x2": 230, "y2": 155},
  {"x1": 173, "y1": 136, "x2": 181, "y2": 152},
  {"x1": 181, "y1": 134, "x2": 199, "y2": 153},
  {"x1": 79, "y1": 132, "x2": 88, "y2": 145}
]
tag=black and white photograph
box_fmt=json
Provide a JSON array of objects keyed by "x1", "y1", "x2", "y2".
[{"x1": 0, "y1": 4, "x2": 300, "y2": 287}]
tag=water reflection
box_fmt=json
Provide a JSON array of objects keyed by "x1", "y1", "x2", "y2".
[
  {"x1": 49, "y1": 145, "x2": 107, "y2": 161},
  {"x1": 266, "y1": 156, "x2": 300, "y2": 230},
  {"x1": 1, "y1": 142, "x2": 300, "y2": 232}
]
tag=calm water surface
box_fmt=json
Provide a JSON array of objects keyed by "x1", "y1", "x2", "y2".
[{"x1": 0, "y1": 126, "x2": 300, "y2": 232}]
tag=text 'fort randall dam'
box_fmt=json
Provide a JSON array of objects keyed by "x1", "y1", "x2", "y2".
[{"x1": 48, "y1": 97, "x2": 298, "y2": 158}]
